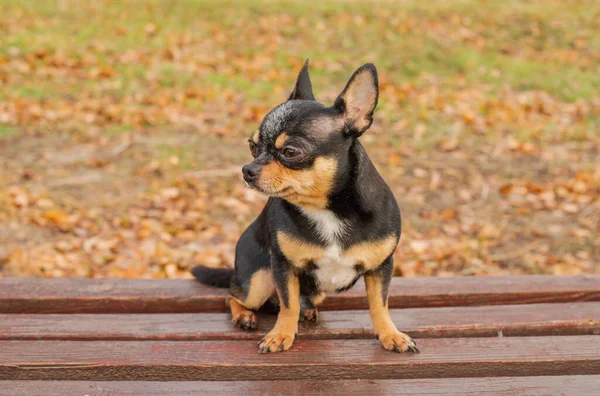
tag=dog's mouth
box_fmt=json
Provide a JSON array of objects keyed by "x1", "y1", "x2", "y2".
[
  {"x1": 246, "y1": 182, "x2": 293, "y2": 198},
  {"x1": 271, "y1": 187, "x2": 294, "y2": 197}
]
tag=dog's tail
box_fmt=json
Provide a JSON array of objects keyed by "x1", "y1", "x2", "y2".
[{"x1": 191, "y1": 265, "x2": 234, "y2": 288}]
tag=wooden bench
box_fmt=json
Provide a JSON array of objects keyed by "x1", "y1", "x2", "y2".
[{"x1": 1, "y1": 275, "x2": 600, "y2": 395}]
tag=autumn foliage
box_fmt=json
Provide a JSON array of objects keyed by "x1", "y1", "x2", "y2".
[{"x1": 0, "y1": 1, "x2": 598, "y2": 278}]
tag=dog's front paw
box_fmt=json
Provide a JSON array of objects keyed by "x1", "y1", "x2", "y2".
[
  {"x1": 232, "y1": 310, "x2": 257, "y2": 330},
  {"x1": 257, "y1": 329, "x2": 296, "y2": 353},
  {"x1": 377, "y1": 330, "x2": 419, "y2": 353}
]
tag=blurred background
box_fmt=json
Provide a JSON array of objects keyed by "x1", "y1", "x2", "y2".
[{"x1": 0, "y1": 0, "x2": 598, "y2": 279}]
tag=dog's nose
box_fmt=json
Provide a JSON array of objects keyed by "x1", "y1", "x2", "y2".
[{"x1": 242, "y1": 164, "x2": 261, "y2": 183}]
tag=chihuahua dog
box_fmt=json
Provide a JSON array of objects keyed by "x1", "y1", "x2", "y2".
[{"x1": 192, "y1": 60, "x2": 418, "y2": 354}]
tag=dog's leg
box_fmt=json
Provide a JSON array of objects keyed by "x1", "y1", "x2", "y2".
[
  {"x1": 258, "y1": 267, "x2": 300, "y2": 353},
  {"x1": 299, "y1": 292, "x2": 325, "y2": 322},
  {"x1": 228, "y1": 268, "x2": 275, "y2": 331},
  {"x1": 229, "y1": 297, "x2": 257, "y2": 330},
  {"x1": 299, "y1": 294, "x2": 318, "y2": 322},
  {"x1": 365, "y1": 256, "x2": 419, "y2": 353}
]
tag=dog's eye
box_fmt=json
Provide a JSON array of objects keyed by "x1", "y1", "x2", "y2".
[
  {"x1": 282, "y1": 147, "x2": 300, "y2": 159},
  {"x1": 249, "y1": 141, "x2": 257, "y2": 157}
]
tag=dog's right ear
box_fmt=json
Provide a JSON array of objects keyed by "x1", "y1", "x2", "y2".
[{"x1": 288, "y1": 59, "x2": 315, "y2": 101}]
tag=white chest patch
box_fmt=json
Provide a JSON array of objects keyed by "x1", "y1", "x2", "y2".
[
  {"x1": 313, "y1": 246, "x2": 359, "y2": 292},
  {"x1": 301, "y1": 208, "x2": 348, "y2": 244},
  {"x1": 301, "y1": 209, "x2": 358, "y2": 292}
]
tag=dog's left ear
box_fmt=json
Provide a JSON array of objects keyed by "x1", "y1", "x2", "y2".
[
  {"x1": 334, "y1": 63, "x2": 379, "y2": 137},
  {"x1": 288, "y1": 59, "x2": 316, "y2": 101}
]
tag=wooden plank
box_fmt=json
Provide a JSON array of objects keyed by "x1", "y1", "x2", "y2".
[
  {"x1": 0, "y1": 278, "x2": 228, "y2": 314},
  {"x1": 2, "y1": 376, "x2": 599, "y2": 396},
  {"x1": 2, "y1": 336, "x2": 600, "y2": 380},
  {"x1": 1, "y1": 275, "x2": 599, "y2": 313},
  {"x1": 1, "y1": 302, "x2": 599, "y2": 341}
]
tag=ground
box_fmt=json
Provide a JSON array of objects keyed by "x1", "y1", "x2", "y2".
[{"x1": 0, "y1": 0, "x2": 598, "y2": 279}]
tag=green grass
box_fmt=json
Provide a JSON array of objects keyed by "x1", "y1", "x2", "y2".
[
  {"x1": 104, "y1": 124, "x2": 132, "y2": 135},
  {"x1": 0, "y1": 0, "x2": 598, "y2": 138},
  {"x1": 16, "y1": 86, "x2": 50, "y2": 100},
  {"x1": 0, "y1": 124, "x2": 18, "y2": 138}
]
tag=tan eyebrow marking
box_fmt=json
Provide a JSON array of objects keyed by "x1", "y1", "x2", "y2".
[
  {"x1": 275, "y1": 132, "x2": 289, "y2": 149},
  {"x1": 251, "y1": 131, "x2": 259, "y2": 143}
]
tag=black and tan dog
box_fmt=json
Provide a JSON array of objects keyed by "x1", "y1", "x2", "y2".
[{"x1": 192, "y1": 60, "x2": 418, "y2": 354}]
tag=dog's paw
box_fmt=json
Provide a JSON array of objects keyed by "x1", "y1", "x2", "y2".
[
  {"x1": 231, "y1": 310, "x2": 257, "y2": 330},
  {"x1": 377, "y1": 330, "x2": 419, "y2": 353},
  {"x1": 257, "y1": 330, "x2": 296, "y2": 353},
  {"x1": 299, "y1": 308, "x2": 318, "y2": 322}
]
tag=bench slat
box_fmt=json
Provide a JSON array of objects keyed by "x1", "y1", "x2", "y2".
[
  {"x1": 1, "y1": 302, "x2": 598, "y2": 341},
  {"x1": 1, "y1": 275, "x2": 599, "y2": 313},
  {"x1": 3, "y1": 376, "x2": 599, "y2": 396},
  {"x1": 2, "y1": 336, "x2": 600, "y2": 380}
]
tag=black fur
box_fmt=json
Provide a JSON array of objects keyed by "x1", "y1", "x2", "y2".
[
  {"x1": 288, "y1": 59, "x2": 316, "y2": 101},
  {"x1": 191, "y1": 266, "x2": 233, "y2": 288}
]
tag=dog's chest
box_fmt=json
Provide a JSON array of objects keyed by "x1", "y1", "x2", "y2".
[
  {"x1": 313, "y1": 244, "x2": 359, "y2": 292},
  {"x1": 302, "y1": 209, "x2": 359, "y2": 293},
  {"x1": 278, "y1": 211, "x2": 397, "y2": 293}
]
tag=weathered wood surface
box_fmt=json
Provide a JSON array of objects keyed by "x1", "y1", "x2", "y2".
[
  {"x1": 3, "y1": 376, "x2": 599, "y2": 396},
  {"x1": 2, "y1": 336, "x2": 600, "y2": 381},
  {"x1": 1, "y1": 302, "x2": 599, "y2": 341},
  {"x1": 2, "y1": 275, "x2": 600, "y2": 391},
  {"x1": 1, "y1": 275, "x2": 599, "y2": 313}
]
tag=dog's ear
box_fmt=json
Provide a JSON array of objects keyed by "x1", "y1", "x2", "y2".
[
  {"x1": 288, "y1": 59, "x2": 316, "y2": 101},
  {"x1": 334, "y1": 63, "x2": 379, "y2": 137}
]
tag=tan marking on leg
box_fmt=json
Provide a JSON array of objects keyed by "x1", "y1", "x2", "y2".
[
  {"x1": 274, "y1": 132, "x2": 289, "y2": 149},
  {"x1": 229, "y1": 297, "x2": 257, "y2": 330},
  {"x1": 242, "y1": 268, "x2": 276, "y2": 309},
  {"x1": 365, "y1": 273, "x2": 418, "y2": 353},
  {"x1": 312, "y1": 292, "x2": 326, "y2": 306},
  {"x1": 258, "y1": 274, "x2": 300, "y2": 353},
  {"x1": 277, "y1": 232, "x2": 326, "y2": 268},
  {"x1": 342, "y1": 235, "x2": 397, "y2": 271}
]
